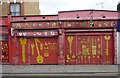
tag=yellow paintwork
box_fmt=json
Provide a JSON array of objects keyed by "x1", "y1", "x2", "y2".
[
  {"x1": 44, "y1": 50, "x2": 49, "y2": 57},
  {"x1": 20, "y1": 37, "x2": 27, "y2": 63},
  {"x1": 35, "y1": 38, "x2": 44, "y2": 64},
  {"x1": 67, "y1": 36, "x2": 73, "y2": 54},
  {"x1": 31, "y1": 44, "x2": 35, "y2": 56},
  {"x1": 104, "y1": 35, "x2": 110, "y2": 56},
  {"x1": 40, "y1": 44, "x2": 43, "y2": 50},
  {"x1": 92, "y1": 38, "x2": 97, "y2": 55}
]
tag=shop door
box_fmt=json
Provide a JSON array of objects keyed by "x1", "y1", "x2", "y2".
[
  {"x1": 29, "y1": 37, "x2": 58, "y2": 64},
  {"x1": 65, "y1": 33, "x2": 114, "y2": 65},
  {"x1": 16, "y1": 37, "x2": 58, "y2": 64}
]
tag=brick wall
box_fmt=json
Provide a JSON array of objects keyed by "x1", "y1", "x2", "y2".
[{"x1": 0, "y1": 0, "x2": 40, "y2": 16}]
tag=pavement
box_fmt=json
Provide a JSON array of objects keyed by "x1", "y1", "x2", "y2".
[
  {"x1": 118, "y1": 65, "x2": 120, "y2": 77},
  {"x1": 1, "y1": 65, "x2": 119, "y2": 77},
  {"x1": 1, "y1": 76, "x2": 120, "y2": 78}
]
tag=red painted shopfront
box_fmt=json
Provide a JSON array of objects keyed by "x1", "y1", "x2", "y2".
[
  {"x1": 0, "y1": 10, "x2": 118, "y2": 65},
  {"x1": 0, "y1": 16, "x2": 9, "y2": 63}
]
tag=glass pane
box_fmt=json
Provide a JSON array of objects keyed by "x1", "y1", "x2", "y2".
[
  {"x1": 10, "y1": 4, "x2": 15, "y2": 12},
  {"x1": 0, "y1": 36, "x2": 8, "y2": 40},
  {"x1": 15, "y1": 4, "x2": 20, "y2": 11},
  {"x1": 15, "y1": 12, "x2": 20, "y2": 16},
  {"x1": 10, "y1": 4, "x2": 20, "y2": 16}
]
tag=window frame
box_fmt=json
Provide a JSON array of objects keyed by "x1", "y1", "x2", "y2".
[{"x1": 10, "y1": 3, "x2": 21, "y2": 16}]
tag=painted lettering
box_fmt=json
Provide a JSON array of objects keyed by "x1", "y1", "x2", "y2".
[
  {"x1": 37, "y1": 32, "x2": 42, "y2": 35},
  {"x1": 51, "y1": 32, "x2": 55, "y2": 36},
  {"x1": 23, "y1": 33, "x2": 27, "y2": 36},
  {"x1": 19, "y1": 33, "x2": 22, "y2": 36},
  {"x1": 44, "y1": 32, "x2": 47, "y2": 36}
]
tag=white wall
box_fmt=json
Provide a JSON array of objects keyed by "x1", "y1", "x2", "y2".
[{"x1": 117, "y1": 32, "x2": 120, "y2": 64}]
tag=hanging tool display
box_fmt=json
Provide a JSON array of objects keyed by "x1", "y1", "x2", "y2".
[
  {"x1": 40, "y1": 44, "x2": 43, "y2": 50},
  {"x1": 43, "y1": 42, "x2": 49, "y2": 57},
  {"x1": 66, "y1": 36, "x2": 76, "y2": 63},
  {"x1": 44, "y1": 50, "x2": 49, "y2": 57},
  {"x1": 66, "y1": 55, "x2": 71, "y2": 63},
  {"x1": 66, "y1": 54, "x2": 76, "y2": 63},
  {"x1": 92, "y1": 38, "x2": 97, "y2": 55},
  {"x1": 97, "y1": 38, "x2": 101, "y2": 64},
  {"x1": 35, "y1": 38, "x2": 44, "y2": 64},
  {"x1": 104, "y1": 35, "x2": 110, "y2": 56},
  {"x1": 72, "y1": 55, "x2": 75, "y2": 59},
  {"x1": 20, "y1": 37, "x2": 27, "y2": 63},
  {"x1": 97, "y1": 38, "x2": 101, "y2": 49},
  {"x1": 80, "y1": 38, "x2": 91, "y2": 64},
  {"x1": 81, "y1": 39, "x2": 89, "y2": 55},
  {"x1": 104, "y1": 35, "x2": 110, "y2": 64},
  {"x1": 31, "y1": 44, "x2": 35, "y2": 56},
  {"x1": 82, "y1": 45, "x2": 89, "y2": 55},
  {"x1": 97, "y1": 38, "x2": 101, "y2": 54},
  {"x1": 67, "y1": 36, "x2": 73, "y2": 54}
]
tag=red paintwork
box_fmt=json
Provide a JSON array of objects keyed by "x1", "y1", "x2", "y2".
[
  {"x1": 65, "y1": 33, "x2": 114, "y2": 65},
  {"x1": 61, "y1": 21, "x2": 117, "y2": 28},
  {"x1": 0, "y1": 16, "x2": 8, "y2": 26},
  {"x1": 0, "y1": 10, "x2": 118, "y2": 64},
  {"x1": 7, "y1": 14, "x2": 12, "y2": 64},
  {"x1": 0, "y1": 27, "x2": 8, "y2": 35},
  {"x1": 58, "y1": 10, "x2": 118, "y2": 20},
  {"x1": 11, "y1": 15, "x2": 58, "y2": 22},
  {"x1": 12, "y1": 22, "x2": 59, "y2": 29},
  {"x1": 58, "y1": 29, "x2": 65, "y2": 65}
]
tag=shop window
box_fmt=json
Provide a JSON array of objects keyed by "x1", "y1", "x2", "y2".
[{"x1": 10, "y1": 3, "x2": 20, "y2": 16}]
